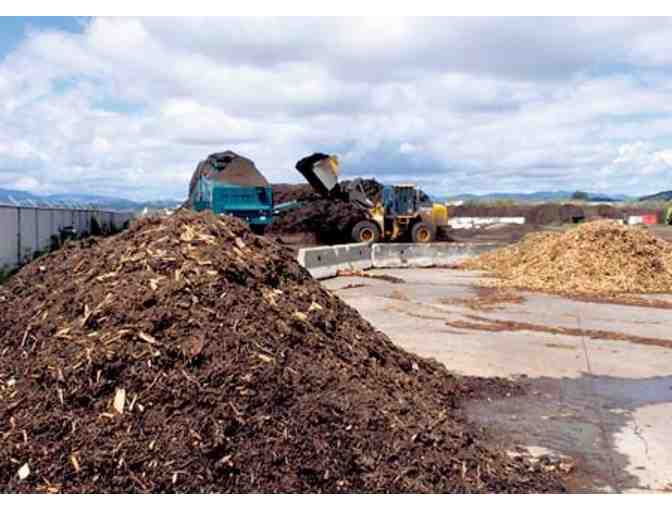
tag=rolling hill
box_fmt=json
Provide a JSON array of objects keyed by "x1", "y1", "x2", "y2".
[
  {"x1": 639, "y1": 190, "x2": 672, "y2": 202},
  {"x1": 0, "y1": 189, "x2": 182, "y2": 211}
]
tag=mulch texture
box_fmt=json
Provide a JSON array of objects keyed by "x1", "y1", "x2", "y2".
[
  {"x1": 462, "y1": 220, "x2": 672, "y2": 295},
  {"x1": 1, "y1": 211, "x2": 566, "y2": 493}
]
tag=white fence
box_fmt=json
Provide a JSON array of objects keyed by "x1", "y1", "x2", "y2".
[{"x1": 0, "y1": 205, "x2": 134, "y2": 270}]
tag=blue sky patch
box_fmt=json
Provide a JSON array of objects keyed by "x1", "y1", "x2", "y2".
[{"x1": 0, "y1": 17, "x2": 86, "y2": 61}]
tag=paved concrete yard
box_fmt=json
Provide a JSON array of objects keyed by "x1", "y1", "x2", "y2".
[{"x1": 324, "y1": 268, "x2": 672, "y2": 493}]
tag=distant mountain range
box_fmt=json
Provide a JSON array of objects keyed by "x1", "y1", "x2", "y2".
[
  {"x1": 1, "y1": 186, "x2": 668, "y2": 210},
  {"x1": 0, "y1": 189, "x2": 183, "y2": 211},
  {"x1": 439, "y1": 190, "x2": 633, "y2": 203},
  {"x1": 638, "y1": 190, "x2": 672, "y2": 202}
]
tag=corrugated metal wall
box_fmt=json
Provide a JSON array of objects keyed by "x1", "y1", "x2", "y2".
[{"x1": 0, "y1": 205, "x2": 134, "y2": 270}]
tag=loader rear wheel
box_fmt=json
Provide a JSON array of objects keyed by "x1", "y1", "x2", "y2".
[
  {"x1": 351, "y1": 221, "x2": 380, "y2": 243},
  {"x1": 411, "y1": 222, "x2": 434, "y2": 243}
]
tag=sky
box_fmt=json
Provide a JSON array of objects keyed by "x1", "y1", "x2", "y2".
[{"x1": 1, "y1": 17, "x2": 672, "y2": 201}]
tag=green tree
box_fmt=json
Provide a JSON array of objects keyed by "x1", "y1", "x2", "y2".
[{"x1": 571, "y1": 191, "x2": 590, "y2": 201}]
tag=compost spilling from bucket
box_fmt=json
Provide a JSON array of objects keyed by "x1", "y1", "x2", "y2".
[
  {"x1": 463, "y1": 220, "x2": 672, "y2": 295},
  {"x1": 1, "y1": 211, "x2": 565, "y2": 493}
]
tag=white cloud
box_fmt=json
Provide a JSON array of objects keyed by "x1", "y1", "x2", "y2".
[
  {"x1": 2, "y1": 17, "x2": 672, "y2": 200},
  {"x1": 10, "y1": 176, "x2": 42, "y2": 192},
  {"x1": 599, "y1": 142, "x2": 672, "y2": 192},
  {"x1": 654, "y1": 149, "x2": 672, "y2": 167}
]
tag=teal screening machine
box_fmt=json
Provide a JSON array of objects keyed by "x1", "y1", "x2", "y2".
[{"x1": 188, "y1": 151, "x2": 295, "y2": 235}]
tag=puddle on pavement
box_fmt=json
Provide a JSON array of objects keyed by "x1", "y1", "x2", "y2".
[{"x1": 466, "y1": 373, "x2": 672, "y2": 493}]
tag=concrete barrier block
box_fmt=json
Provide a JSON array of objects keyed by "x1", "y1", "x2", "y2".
[
  {"x1": 297, "y1": 243, "x2": 372, "y2": 279},
  {"x1": 371, "y1": 242, "x2": 500, "y2": 268}
]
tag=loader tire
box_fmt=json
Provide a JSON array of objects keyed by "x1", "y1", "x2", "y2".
[
  {"x1": 250, "y1": 224, "x2": 266, "y2": 236},
  {"x1": 411, "y1": 222, "x2": 434, "y2": 243},
  {"x1": 351, "y1": 221, "x2": 380, "y2": 244}
]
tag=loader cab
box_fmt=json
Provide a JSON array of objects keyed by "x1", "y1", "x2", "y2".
[
  {"x1": 376, "y1": 184, "x2": 431, "y2": 242},
  {"x1": 382, "y1": 184, "x2": 419, "y2": 217}
]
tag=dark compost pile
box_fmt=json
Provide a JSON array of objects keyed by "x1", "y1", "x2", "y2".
[
  {"x1": 270, "y1": 180, "x2": 383, "y2": 244},
  {"x1": 270, "y1": 180, "x2": 434, "y2": 244},
  {"x1": 0, "y1": 211, "x2": 566, "y2": 493}
]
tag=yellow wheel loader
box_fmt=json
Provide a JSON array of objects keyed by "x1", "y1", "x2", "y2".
[
  {"x1": 665, "y1": 204, "x2": 672, "y2": 226},
  {"x1": 296, "y1": 153, "x2": 448, "y2": 243}
]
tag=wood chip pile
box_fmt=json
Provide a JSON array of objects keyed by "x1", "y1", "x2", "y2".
[
  {"x1": 463, "y1": 220, "x2": 672, "y2": 295},
  {"x1": 1, "y1": 211, "x2": 566, "y2": 493}
]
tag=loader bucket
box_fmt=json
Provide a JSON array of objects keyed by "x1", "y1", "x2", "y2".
[{"x1": 296, "y1": 153, "x2": 340, "y2": 197}]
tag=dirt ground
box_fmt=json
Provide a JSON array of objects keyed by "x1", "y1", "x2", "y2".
[
  {"x1": 447, "y1": 203, "x2": 663, "y2": 225},
  {"x1": 444, "y1": 224, "x2": 544, "y2": 243}
]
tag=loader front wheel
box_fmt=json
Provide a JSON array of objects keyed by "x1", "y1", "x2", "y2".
[
  {"x1": 250, "y1": 224, "x2": 266, "y2": 236},
  {"x1": 411, "y1": 222, "x2": 434, "y2": 243},
  {"x1": 351, "y1": 221, "x2": 380, "y2": 244}
]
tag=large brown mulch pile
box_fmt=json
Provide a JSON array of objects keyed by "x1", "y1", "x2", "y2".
[
  {"x1": 462, "y1": 220, "x2": 672, "y2": 295},
  {"x1": 1, "y1": 211, "x2": 566, "y2": 493}
]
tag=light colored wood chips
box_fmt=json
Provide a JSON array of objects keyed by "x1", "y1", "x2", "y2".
[{"x1": 463, "y1": 220, "x2": 672, "y2": 295}]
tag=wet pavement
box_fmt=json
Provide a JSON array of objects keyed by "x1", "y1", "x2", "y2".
[{"x1": 325, "y1": 268, "x2": 672, "y2": 493}]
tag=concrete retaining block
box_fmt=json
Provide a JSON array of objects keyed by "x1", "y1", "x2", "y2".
[
  {"x1": 371, "y1": 242, "x2": 500, "y2": 268},
  {"x1": 297, "y1": 243, "x2": 372, "y2": 279},
  {"x1": 297, "y1": 241, "x2": 501, "y2": 278}
]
